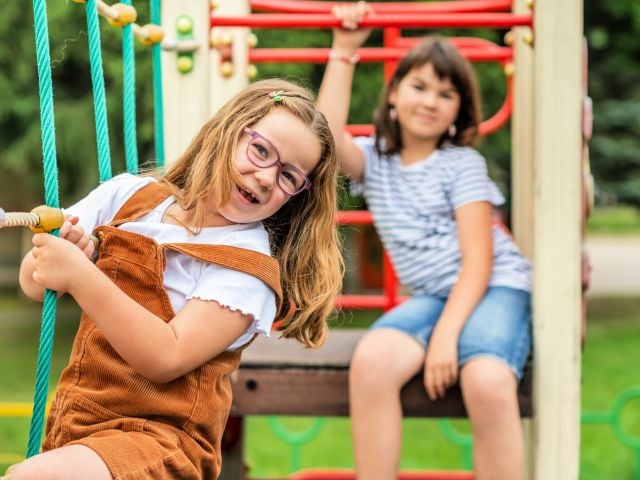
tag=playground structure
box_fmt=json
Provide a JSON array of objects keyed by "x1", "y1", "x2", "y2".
[
  {"x1": 162, "y1": 1, "x2": 582, "y2": 479},
  {"x1": 0, "y1": 0, "x2": 588, "y2": 478}
]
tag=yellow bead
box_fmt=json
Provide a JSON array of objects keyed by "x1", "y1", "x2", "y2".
[
  {"x1": 504, "y1": 30, "x2": 515, "y2": 46},
  {"x1": 29, "y1": 206, "x2": 64, "y2": 233},
  {"x1": 219, "y1": 32, "x2": 233, "y2": 46},
  {"x1": 176, "y1": 16, "x2": 193, "y2": 35},
  {"x1": 220, "y1": 61, "x2": 234, "y2": 77},
  {"x1": 523, "y1": 31, "x2": 534, "y2": 46},
  {"x1": 138, "y1": 24, "x2": 164, "y2": 46},
  {"x1": 525, "y1": 0, "x2": 534, "y2": 9},
  {"x1": 503, "y1": 62, "x2": 515, "y2": 77},
  {"x1": 210, "y1": 0, "x2": 219, "y2": 10},
  {"x1": 106, "y1": 3, "x2": 137, "y2": 28},
  {"x1": 247, "y1": 33, "x2": 258, "y2": 48},
  {"x1": 247, "y1": 64, "x2": 258, "y2": 79},
  {"x1": 177, "y1": 56, "x2": 194, "y2": 73},
  {"x1": 210, "y1": 31, "x2": 220, "y2": 48}
]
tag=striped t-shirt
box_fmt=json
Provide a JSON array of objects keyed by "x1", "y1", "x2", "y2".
[{"x1": 352, "y1": 137, "x2": 531, "y2": 296}]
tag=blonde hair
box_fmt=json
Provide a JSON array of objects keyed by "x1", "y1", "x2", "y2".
[
  {"x1": 160, "y1": 79, "x2": 344, "y2": 348},
  {"x1": 374, "y1": 37, "x2": 482, "y2": 155}
]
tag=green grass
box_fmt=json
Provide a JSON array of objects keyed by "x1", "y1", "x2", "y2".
[
  {"x1": 1, "y1": 297, "x2": 639, "y2": 478},
  {"x1": 588, "y1": 206, "x2": 640, "y2": 235}
]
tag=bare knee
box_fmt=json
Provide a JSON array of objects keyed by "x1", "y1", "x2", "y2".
[
  {"x1": 350, "y1": 339, "x2": 393, "y2": 395},
  {"x1": 349, "y1": 330, "x2": 424, "y2": 395},
  {"x1": 461, "y1": 357, "x2": 517, "y2": 411}
]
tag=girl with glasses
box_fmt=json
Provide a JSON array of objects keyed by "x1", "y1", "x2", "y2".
[
  {"x1": 317, "y1": 3, "x2": 532, "y2": 479},
  {"x1": 11, "y1": 78, "x2": 343, "y2": 480}
]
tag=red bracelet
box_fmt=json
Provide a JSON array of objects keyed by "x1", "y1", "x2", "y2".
[{"x1": 328, "y1": 49, "x2": 360, "y2": 65}]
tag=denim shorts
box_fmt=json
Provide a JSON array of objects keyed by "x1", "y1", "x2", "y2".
[{"x1": 370, "y1": 286, "x2": 532, "y2": 380}]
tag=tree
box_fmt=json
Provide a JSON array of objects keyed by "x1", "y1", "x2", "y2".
[
  {"x1": 585, "y1": 2, "x2": 640, "y2": 207},
  {"x1": 0, "y1": 2, "x2": 155, "y2": 210}
]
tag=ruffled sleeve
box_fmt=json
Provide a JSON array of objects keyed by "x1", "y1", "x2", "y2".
[{"x1": 188, "y1": 260, "x2": 277, "y2": 350}]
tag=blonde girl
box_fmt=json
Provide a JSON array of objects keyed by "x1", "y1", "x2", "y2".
[{"x1": 10, "y1": 78, "x2": 343, "y2": 480}]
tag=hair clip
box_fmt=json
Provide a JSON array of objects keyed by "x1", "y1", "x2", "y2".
[{"x1": 268, "y1": 90, "x2": 284, "y2": 103}]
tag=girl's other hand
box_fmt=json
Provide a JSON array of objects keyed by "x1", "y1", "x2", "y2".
[
  {"x1": 423, "y1": 327, "x2": 459, "y2": 401},
  {"x1": 31, "y1": 232, "x2": 94, "y2": 294},
  {"x1": 331, "y1": 1, "x2": 373, "y2": 53},
  {"x1": 61, "y1": 215, "x2": 96, "y2": 259}
]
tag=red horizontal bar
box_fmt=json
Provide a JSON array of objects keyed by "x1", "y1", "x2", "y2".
[
  {"x1": 335, "y1": 210, "x2": 373, "y2": 225},
  {"x1": 249, "y1": 46, "x2": 512, "y2": 63},
  {"x1": 395, "y1": 36, "x2": 503, "y2": 50},
  {"x1": 251, "y1": 0, "x2": 512, "y2": 14},
  {"x1": 211, "y1": 13, "x2": 533, "y2": 29},
  {"x1": 346, "y1": 125, "x2": 374, "y2": 137},
  {"x1": 335, "y1": 295, "x2": 389, "y2": 309}
]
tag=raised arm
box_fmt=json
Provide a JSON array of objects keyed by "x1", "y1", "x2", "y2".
[
  {"x1": 317, "y1": 2, "x2": 372, "y2": 182},
  {"x1": 27, "y1": 232, "x2": 253, "y2": 384}
]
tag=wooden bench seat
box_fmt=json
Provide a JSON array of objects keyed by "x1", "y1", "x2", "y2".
[{"x1": 231, "y1": 329, "x2": 532, "y2": 418}]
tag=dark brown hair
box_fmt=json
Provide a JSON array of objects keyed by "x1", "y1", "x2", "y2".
[{"x1": 373, "y1": 37, "x2": 482, "y2": 155}]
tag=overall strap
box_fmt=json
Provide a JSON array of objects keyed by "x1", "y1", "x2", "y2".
[
  {"x1": 111, "y1": 181, "x2": 169, "y2": 226},
  {"x1": 165, "y1": 243, "x2": 283, "y2": 311}
]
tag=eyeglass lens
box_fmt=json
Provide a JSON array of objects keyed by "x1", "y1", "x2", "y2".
[{"x1": 247, "y1": 137, "x2": 307, "y2": 194}]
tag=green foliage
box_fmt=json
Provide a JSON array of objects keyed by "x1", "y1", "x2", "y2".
[
  {"x1": 588, "y1": 205, "x2": 640, "y2": 235},
  {"x1": 586, "y1": 2, "x2": 640, "y2": 208},
  {"x1": 0, "y1": 2, "x2": 155, "y2": 209}
]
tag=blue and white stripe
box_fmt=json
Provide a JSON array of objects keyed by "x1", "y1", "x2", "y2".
[{"x1": 352, "y1": 137, "x2": 531, "y2": 296}]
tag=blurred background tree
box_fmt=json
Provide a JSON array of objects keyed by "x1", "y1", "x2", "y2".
[
  {"x1": 0, "y1": 2, "x2": 156, "y2": 210},
  {"x1": 585, "y1": 2, "x2": 640, "y2": 208}
]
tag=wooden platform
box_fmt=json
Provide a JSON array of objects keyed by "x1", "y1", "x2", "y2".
[{"x1": 231, "y1": 329, "x2": 532, "y2": 418}]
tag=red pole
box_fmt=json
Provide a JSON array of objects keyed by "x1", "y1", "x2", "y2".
[
  {"x1": 211, "y1": 13, "x2": 533, "y2": 29},
  {"x1": 382, "y1": 253, "x2": 399, "y2": 311},
  {"x1": 383, "y1": 27, "x2": 401, "y2": 81},
  {"x1": 250, "y1": 0, "x2": 512, "y2": 14}
]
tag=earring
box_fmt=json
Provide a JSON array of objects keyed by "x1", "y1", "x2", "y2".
[
  {"x1": 389, "y1": 106, "x2": 398, "y2": 122},
  {"x1": 448, "y1": 123, "x2": 457, "y2": 138}
]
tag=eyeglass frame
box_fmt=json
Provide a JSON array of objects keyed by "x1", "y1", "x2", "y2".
[{"x1": 242, "y1": 127, "x2": 313, "y2": 196}]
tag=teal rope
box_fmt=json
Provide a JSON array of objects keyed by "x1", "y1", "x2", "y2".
[
  {"x1": 27, "y1": 0, "x2": 61, "y2": 458},
  {"x1": 150, "y1": 0, "x2": 165, "y2": 167},
  {"x1": 85, "y1": 0, "x2": 113, "y2": 182},
  {"x1": 122, "y1": 0, "x2": 138, "y2": 174}
]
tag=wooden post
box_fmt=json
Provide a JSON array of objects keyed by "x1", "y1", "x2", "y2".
[
  {"x1": 511, "y1": 0, "x2": 534, "y2": 258},
  {"x1": 161, "y1": 0, "x2": 211, "y2": 164},
  {"x1": 511, "y1": 3, "x2": 535, "y2": 478},
  {"x1": 531, "y1": 0, "x2": 583, "y2": 478}
]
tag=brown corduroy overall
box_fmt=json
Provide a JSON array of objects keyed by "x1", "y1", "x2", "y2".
[{"x1": 42, "y1": 183, "x2": 282, "y2": 479}]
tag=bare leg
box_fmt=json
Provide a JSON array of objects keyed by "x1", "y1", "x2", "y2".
[
  {"x1": 460, "y1": 357, "x2": 525, "y2": 480},
  {"x1": 349, "y1": 329, "x2": 425, "y2": 480},
  {"x1": 7, "y1": 445, "x2": 112, "y2": 480}
]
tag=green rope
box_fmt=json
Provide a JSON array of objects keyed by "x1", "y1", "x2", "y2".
[
  {"x1": 150, "y1": 0, "x2": 165, "y2": 167},
  {"x1": 122, "y1": 0, "x2": 138, "y2": 174},
  {"x1": 85, "y1": 0, "x2": 113, "y2": 182},
  {"x1": 27, "y1": 0, "x2": 60, "y2": 458}
]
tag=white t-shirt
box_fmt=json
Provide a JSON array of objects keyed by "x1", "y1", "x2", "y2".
[{"x1": 65, "y1": 173, "x2": 277, "y2": 350}]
